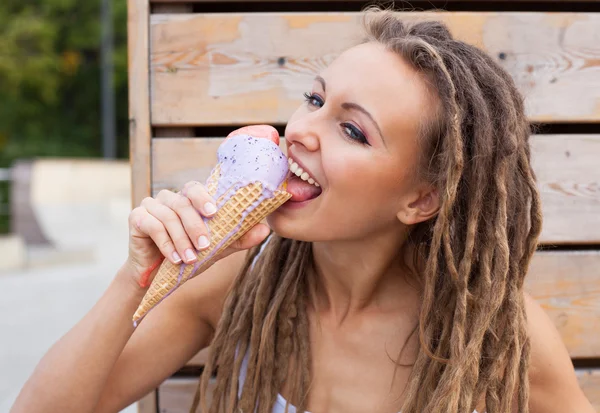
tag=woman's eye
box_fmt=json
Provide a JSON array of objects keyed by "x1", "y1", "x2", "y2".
[
  {"x1": 303, "y1": 92, "x2": 324, "y2": 108},
  {"x1": 342, "y1": 123, "x2": 370, "y2": 146}
]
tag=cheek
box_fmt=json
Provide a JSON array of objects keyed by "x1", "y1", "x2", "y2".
[{"x1": 323, "y1": 152, "x2": 405, "y2": 213}]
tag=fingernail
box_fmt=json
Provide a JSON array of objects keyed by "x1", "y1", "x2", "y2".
[
  {"x1": 204, "y1": 202, "x2": 217, "y2": 215},
  {"x1": 185, "y1": 249, "x2": 197, "y2": 263},
  {"x1": 172, "y1": 251, "x2": 182, "y2": 263},
  {"x1": 198, "y1": 235, "x2": 210, "y2": 249}
]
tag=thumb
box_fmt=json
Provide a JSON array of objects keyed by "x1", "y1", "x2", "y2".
[{"x1": 230, "y1": 223, "x2": 271, "y2": 251}]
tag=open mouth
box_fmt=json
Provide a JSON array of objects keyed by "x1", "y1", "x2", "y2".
[{"x1": 286, "y1": 157, "x2": 322, "y2": 203}]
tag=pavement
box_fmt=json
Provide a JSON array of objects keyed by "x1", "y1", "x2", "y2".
[{"x1": 0, "y1": 224, "x2": 138, "y2": 412}]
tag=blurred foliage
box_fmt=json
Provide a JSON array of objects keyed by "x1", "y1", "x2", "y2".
[
  {"x1": 0, "y1": 0, "x2": 129, "y2": 164},
  {"x1": 0, "y1": 0, "x2": 129, "y2": 232}
]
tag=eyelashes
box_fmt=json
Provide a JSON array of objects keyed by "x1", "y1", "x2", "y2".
[
  {"x1": 341, "y1": 123, "x2": 369, "y2": 145},
  {"x1": 303, "y1": 92, "x2": 324, "y2": 108},
  {"x1": 302, "y1": 92, "x2": 370, "y2": 146}
]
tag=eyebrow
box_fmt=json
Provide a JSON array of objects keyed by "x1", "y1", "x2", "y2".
[
  {"x1": 315, "y1": 75, "x2": 326, "y2": 93},
  {"x1": 341, "y1": 102, "x2": 386, "y2": 145},
  {"x1": 314, "y1": 75, "x2": 387, "y2": 146}
]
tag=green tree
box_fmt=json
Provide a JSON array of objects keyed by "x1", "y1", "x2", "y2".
[{"x1": 0, "y1": 0, "x2": 129, "y2": 232}]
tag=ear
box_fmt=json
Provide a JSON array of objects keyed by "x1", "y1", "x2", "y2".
[{"x1": 396, "y1": 186, "x2": 440, "y2": 226}]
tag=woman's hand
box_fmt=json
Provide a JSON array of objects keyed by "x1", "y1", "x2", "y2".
[
  {"x1": 124, "y1": 124, "x2": 277, "y2": 289},
  {"x1": 125, "y1": 181, "x2": 269, "y2": 289}
]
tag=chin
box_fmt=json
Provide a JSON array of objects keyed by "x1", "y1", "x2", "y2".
[{"x1": 266, "y1": 211, "x2": 319, "y2": 242}]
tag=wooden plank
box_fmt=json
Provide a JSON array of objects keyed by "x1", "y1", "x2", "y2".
[
  {"x1": 156, "y1": 370, "x2": 600, "y2": 412},
  {"x1": 529, "y1": 135, "x2": 600, "y2": 244},
  {"x1": 150, "y1": 12, "x2": 600, "y2": 126},
  {"x1": 152, "y1": 138, "x2": 223, "y2": 193},
  {"x1": 128, "y1": 0, "x2": 152, "y2": 208},
  {"x1": 525, "y1": 251, "x2": 600, "y2": 359},
  {"x1": 577, "y1": 369, "x2": 600, "y2": 411},
  {"x1": 152, "y1": 134, "x2": 600, "y2": 244},
  {"x1": 152, "y1": 138, "x2": 288, "y2": 193},
  {"x1": 158, "y1": 378, "x2": 216, "y2": 413}
]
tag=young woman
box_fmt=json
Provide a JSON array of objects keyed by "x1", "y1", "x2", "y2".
[{"x1": 13, "y1": 9, "x2": 594, "y2": 413}]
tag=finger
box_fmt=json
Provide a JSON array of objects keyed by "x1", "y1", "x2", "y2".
[
  {"x1": 227, "y1": 125, "x2": 280, "y2": 145},
  {"x1": 181, "y1": 181, "x2": 218, "y2": 217},
  {"x1": 172, "y1": 193, "x2": 213, "y2": 251},
  {"x1": 158, "y1": 187, "x2": 213, "y2": 251},
  {"x1": 134, "y1": 204, "x2": 185, "y2": 265},
  {"x1": 230, "y1": 224, "x2": 271, "y2": 251},
  {"x1": 155, "y1": 188, "x2": 214, "y2": 251},
  {"x1": 142, "y1": 197, "x2": 199, "y2": 264}
]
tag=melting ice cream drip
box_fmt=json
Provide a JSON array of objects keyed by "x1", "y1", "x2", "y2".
[
  {"x1": 133, "y1": 135, "x2": 289, "y2": 327},
  {"x1": 194, "y1": 134, "x2": 289, "y2": 269}
]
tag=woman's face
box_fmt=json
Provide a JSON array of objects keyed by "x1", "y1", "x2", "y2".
[{"x1": 268, "y1": 42, "x2": 437, "y2": 242}]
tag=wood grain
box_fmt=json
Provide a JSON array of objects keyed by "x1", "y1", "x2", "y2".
[
  {"x1": 158, "y1": 378, "x2": 216, "y2": 413},
  {"x1": 128, "y1": 0, "x2": 152, "y2": 208},
  {"x1": 529, "y1": 135, "x2": 600, "y2": 244},
  {"x1": 154, "y1": 370, "x2": 600, "y2": 412},
  {"x1": 525, "y1": 251, "x2": 600, "y2": 359},
  {"x1": 149, "y1": 12, "x2": 600, "y2": 125},
  {"x1": 151, "y1": 134, "x2": 600, "y2": 244}
]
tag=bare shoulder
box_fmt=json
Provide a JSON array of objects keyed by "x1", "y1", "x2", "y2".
[
  {"x1": 174, "y1": 250, "x2": 248, "y2": 331},
  {"x1": 521, "y1": 291, "x2": 595, "y2": 413}
]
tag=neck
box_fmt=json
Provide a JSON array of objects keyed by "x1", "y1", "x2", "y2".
[{"x1": 309, "y1": 227, "x2": 421, "y2": 324}]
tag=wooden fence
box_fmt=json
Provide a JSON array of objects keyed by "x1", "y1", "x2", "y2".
[{"x1": 128, "y1": 0, "x2": 600, "y2": 411}]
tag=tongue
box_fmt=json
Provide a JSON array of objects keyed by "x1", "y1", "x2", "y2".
[{"x1": 287, "y1": 175, "x2": 322, "y2": 202}]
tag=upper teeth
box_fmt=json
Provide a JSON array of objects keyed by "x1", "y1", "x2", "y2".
[{"x1": 288, "y1": 158, "x2": 320, "y2": 187}]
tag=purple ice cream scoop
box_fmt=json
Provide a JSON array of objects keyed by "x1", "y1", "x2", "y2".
[{"x1": 213, "y1": 134, "x2": 290, "y2": 202}]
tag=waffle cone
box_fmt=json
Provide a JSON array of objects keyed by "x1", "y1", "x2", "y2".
[{"x1": 132, "y1": 165, "x2": 291, "y2": 326}]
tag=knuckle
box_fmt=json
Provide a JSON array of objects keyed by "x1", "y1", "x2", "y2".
[
  {"x1": 161, "y1": 213, "x2": 181, "y2": 227},
  {"x1": 158, "y1": 237, "x2": 174, "y2": 251},
  {"x1": 184, "y1": 180, "x2": 201, "y2": 187},
  {"x1": 129, "y1": 207, "x2": 146, "y2": 226},
  {"x1": 174, "y1": 234, "x2": 193, "y2": 248},
  {"x1": 156, "y1": 189, "x2": 172, "y2": 204},
  {"x1": 184, "y1": 181, "x2": 206, "y2": 195},
  {"x1": 156, "y1": 189, "x2": 172, "y2": 200},
  {"x1": 173, "y1": 195, "x2": 192, "y2": 209},
  {"x1": 129, "y1": 206, "x2": 143, "y2": 218},
  {"x1": 141, "y1": 196, "x2": 154, "y2": 206}
]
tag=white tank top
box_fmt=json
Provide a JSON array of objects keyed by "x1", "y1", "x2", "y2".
[{"x1": 242, "y1": 237, "x2": 480, "y2": 413}]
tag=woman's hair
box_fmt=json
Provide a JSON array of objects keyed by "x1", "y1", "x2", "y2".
[{"x1": 191, "y1": 7, "x2": 543, "y2": 413}]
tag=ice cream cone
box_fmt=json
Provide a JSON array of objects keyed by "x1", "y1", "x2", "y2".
[{"x1": 133, "y1": 151, "x2": 291, "y2": 327}]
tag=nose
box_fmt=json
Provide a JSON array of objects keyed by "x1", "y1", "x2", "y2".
[{"x1": 284, "y1": 117, "x2": 320, "y2": 153}]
